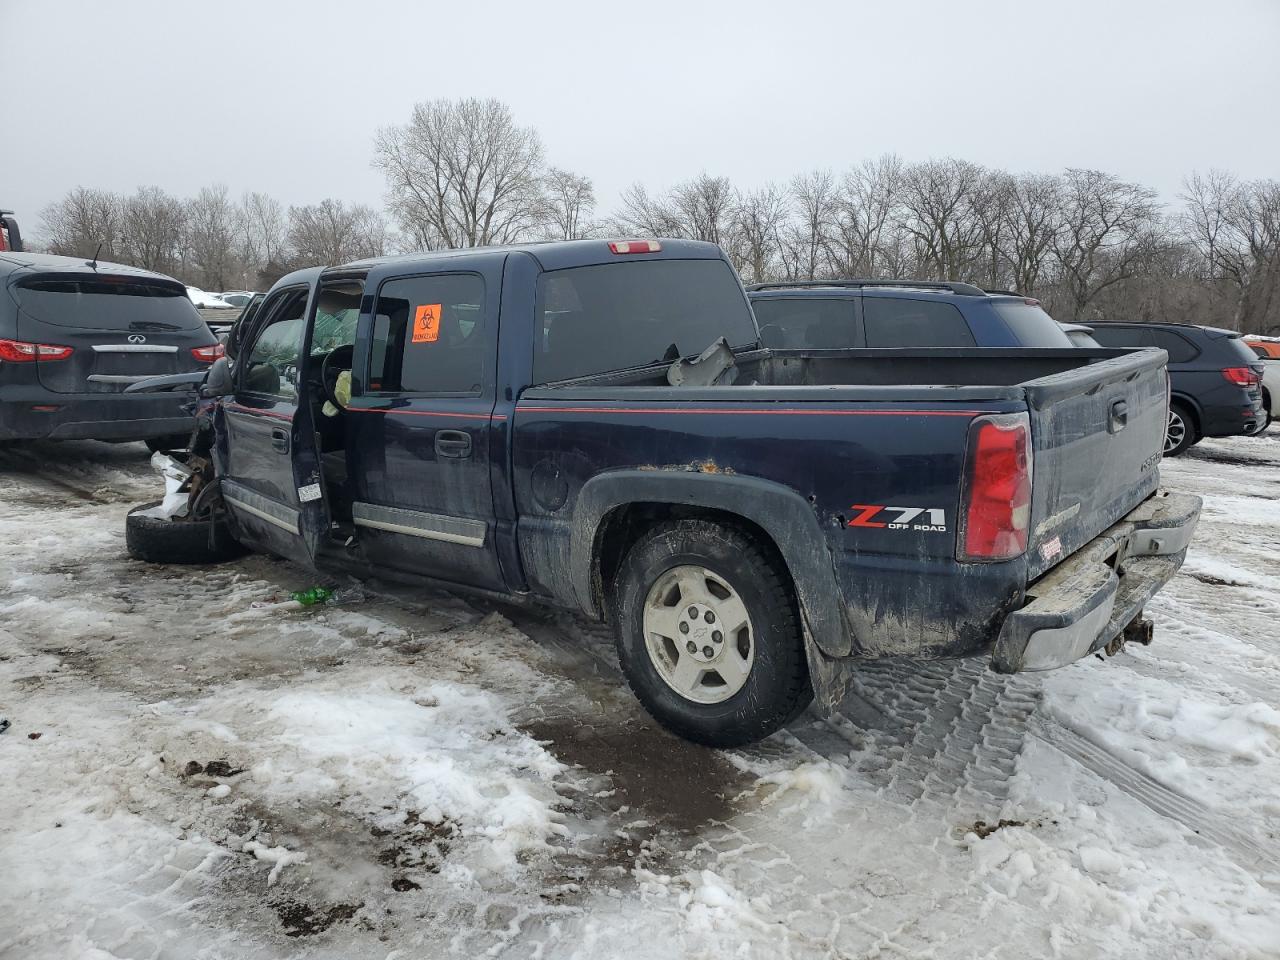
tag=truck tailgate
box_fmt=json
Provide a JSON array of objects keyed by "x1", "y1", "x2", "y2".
[{"x1": 1022, "y1": 348, "x2": 1167, "y2": 579}]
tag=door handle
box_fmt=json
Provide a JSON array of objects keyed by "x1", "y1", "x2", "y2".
[
  {"x1": 1109, "y1": 400, "x2": 1128, "y2": 433},
  {"x1": 270, "y1": 427, "x2": 290, "y2": 453},
  {"x1": 435, "y1": 429, "x2": 472, "y2": 459}
]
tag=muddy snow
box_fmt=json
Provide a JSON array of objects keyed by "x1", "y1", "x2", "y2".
[{"x1": 1, "y1": 432, "x2": 1279, "y2": 959}]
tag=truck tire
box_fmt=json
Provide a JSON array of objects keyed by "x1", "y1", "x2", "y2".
[
  {"x1": 612, "y1": 518, "x2": 812, "y2": 747},
  {"x1": 1164, "y1": 402, "x2": 1198, "y2": 457},
  {"x1": 125, "y1": 501, "x2": 245, "y2": 565}
]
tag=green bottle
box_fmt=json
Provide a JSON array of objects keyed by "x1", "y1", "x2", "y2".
[{"x1": 290, "y1": 586, "x2": 334, "y2": 606}]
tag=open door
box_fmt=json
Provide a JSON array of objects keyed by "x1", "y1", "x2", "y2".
[{"x1": 216, "y1": 277, "x2": 328, "y2": 566}]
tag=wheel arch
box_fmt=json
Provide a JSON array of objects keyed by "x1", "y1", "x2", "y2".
[
  {"x1": 1169, "y1": 391, "x2": 1202, "y2": 432},
  {"x1": 571, "y1": 470, "x2": 853, "y2": 657}
]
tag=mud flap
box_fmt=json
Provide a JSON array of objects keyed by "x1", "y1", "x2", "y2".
[{"x1": 802, "y1": 621, "x2": 856, "y2": 715}]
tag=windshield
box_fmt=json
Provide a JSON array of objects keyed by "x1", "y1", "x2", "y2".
[
  {"x1": 533, "y1": 259, "x2": 756, "y2": 383},
  {"x1": 991, "y1": 300, "x2": 1073, "y2": 348},
  {"x1": 14, "y1": 276, "x2": 204, "y2": 330}
]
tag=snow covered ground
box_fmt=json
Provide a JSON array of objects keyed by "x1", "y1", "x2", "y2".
[{"x1": 1, "y1": 430, "x2": 1279, "y2": 959}]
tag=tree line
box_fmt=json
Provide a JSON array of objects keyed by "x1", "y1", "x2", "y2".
[{"x1": 38, "y1": 98, "x2": 1279, "y2": 333}]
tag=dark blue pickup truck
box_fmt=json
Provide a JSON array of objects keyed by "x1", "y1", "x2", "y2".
[{"x1": 128, "y1": 239, "x2": 1200, "y2": 746}]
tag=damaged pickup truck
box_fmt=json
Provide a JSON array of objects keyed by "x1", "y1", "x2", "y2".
[{"x1": 126, "y1": 239, "x2": 1201, "y2": 746}]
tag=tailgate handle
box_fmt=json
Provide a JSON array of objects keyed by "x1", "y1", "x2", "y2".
[
  {"x1": 1109, "y1": 400, "x2": 1128, "y2": 434},
  {"x1": 270, "y1": 428, "x2": 290, "y2": 453},
  {"x1": 435, "y1": 430, "x2": 472, "y2": 459}
]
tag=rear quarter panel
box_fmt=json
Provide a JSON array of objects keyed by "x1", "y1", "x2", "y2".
[{"x1": 511, "y1": 397, "x2": 1027, "y2": 659}]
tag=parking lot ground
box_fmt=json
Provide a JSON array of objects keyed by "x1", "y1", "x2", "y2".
[{"x1": 2, "y1": 431, "x2": 1279, "y2": 959}]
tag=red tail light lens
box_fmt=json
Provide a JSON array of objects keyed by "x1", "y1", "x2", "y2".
[
  {"x1": 191, "y1": 343, "x2": 225, "y2": 363},
  {"x1": 608, "y1": 240, "x2": 662, "y2": 254},
  {"x1": 959, "y1": 412, "x2": 1033, "y2": 562},
  {"x1": 0, "y1": 337, "x2": 74, "y2": 362},
  {"x1": 1221, "y1": 366, "x2": 1261, "y2": 387}
]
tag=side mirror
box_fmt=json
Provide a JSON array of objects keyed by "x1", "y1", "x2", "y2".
[{"x1": 200, "y1": 356, "x2": 234, "y2": 398}]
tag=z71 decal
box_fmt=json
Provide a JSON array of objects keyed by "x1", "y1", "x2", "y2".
[{"x1": 848, "y1": 505, "x2": 948, "y2": 532}]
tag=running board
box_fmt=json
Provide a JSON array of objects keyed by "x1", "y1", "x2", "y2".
[{"x1": 352, "y1": 501, "x2": 486, "y2": 547}]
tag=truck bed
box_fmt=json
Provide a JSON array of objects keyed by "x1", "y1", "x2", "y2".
[{"x1": 515, "y1": 345, "x2": 1169, "y2": 660}]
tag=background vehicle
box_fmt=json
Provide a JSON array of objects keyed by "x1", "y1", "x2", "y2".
[
  {"x1": 186, "y1": 286, "x2": 235, "y2": 309},
  {"x1": 132, "y1": 239, "x2": 1197, "y2": 747},
  {"x1": 1243, "y1": 337, "x2": 1279, "y2": 428},
  {"x1": 217, "y1": 291, "x2": 257, "y2": 308},
  {"x1": 1061, "y1": 323, "x2": 1101, "y2": 347},
  {"x1": 0, "y1": 209, "x2": 22, "y2": 252},
  {"x1": 1088, "y1": 322, "x2": 1266, "y2": 455},
  {"x1": 0, "y1": 252, "x2": 223, "y2": 450},
  {"x1": 747, "y1": 280, "x2": 1076, "y2": 349}
]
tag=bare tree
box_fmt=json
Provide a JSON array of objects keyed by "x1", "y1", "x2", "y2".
[
  {"x1": 897, "y1": 158, "x2": 987, "y2": 281},
  {"x1": 287, "y1": 199, "x2": 386, "y2": 265},
  {"x1": 1050, "y1": 168, "x2": 1160, "y2": 320},
  {"x1": 118, "y1": 186, "x2": 186, "y2": 274},
  {"x1": 1181, "y1": 171, "x2": 1280, "y2": 333},
  {"x1": 186, "y1": 184, "x2": 238, "y2": 290},
  {"x1": 669, "y1": 174, "x2": 737, "y2": 245},
  {"x1": 238, "y1": 191, "x2": 287, "y2": 274},
  {"x1": 732, "y1": 184, "x2": 788, "y2": 284},
  {"x1": 374, "y1": 98, "x2": 547, "y2": 250},
  {"x1": 610, "y1": 182, "x2": 684, "y2": 237},
  {"x1": 40, "y1": 187, "x2": 123, "y2": 260},
  {"x1": 826, "y1": 156, "x2": 905, "y2": 277},
  {"x1": 781, "y1": 170, "x2": 838, "y2": 280},
  {"x1": 540, "y1": 167, "x2": 596, "y2": 240},
  {"x1": 998, "y1": 173, "x2": 1062, "y2": 296}
]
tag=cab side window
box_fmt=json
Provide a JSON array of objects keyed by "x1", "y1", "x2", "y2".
[
  {"x1": 369, "y1": 274, "x2": 487, "y2": 395},
  {"x1": 240, "y1": 289, "x2": 309, "y2": 399}
]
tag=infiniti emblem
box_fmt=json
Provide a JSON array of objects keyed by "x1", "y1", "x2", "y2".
[{"x1": 127, "y1": 334, "x2": 147, "y2": 344}]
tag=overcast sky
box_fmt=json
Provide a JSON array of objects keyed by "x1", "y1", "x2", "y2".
[{"x1": 3, "y1": 0, "x2": 1277, "y2": 235}]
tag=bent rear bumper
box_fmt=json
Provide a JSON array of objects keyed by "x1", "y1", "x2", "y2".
[{"x1": 991, "y1": 490, "x2": 1201, "y2": 673}]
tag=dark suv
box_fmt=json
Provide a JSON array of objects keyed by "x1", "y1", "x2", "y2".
[
  {"x1": 747, "y1": 280, "x2": 1076, "y2": 349},
  {"x1": 1, "y1": 252, "x2": 223, "y2": 450},
  {"x1": 1087, "y1": 321, "x2": 1266, "y2": 456}
]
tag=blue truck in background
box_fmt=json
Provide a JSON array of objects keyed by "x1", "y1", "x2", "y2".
[{"x1": 127, "y1": 238, "x2": 1201, "y2": 746}]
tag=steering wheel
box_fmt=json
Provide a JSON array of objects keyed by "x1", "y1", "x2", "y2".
[{"x1": 321, "y1": 344, "x2": 355, "y2": 409}]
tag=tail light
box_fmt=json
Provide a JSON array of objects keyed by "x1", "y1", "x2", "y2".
[
  {"x1": 0, "y1": 337, "x2": 74, "y2": 362},
  {"x1": 1221, "y1": 366, "x2": 1261, "y2": 387},
  {"x1": 958, "y1": 412, "x2": 1033, "y2": 562},
  {"x1": 191, "y1": 343, "x2": 225, "y2": 363},
  {"x1": 608, "y1": 240, "x2": 662, "y2": 254}
]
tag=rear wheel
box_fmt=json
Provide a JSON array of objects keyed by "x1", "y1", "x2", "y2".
[
  {"x1": 1164, "y1": 402, "x2": 1198, "y2": 457},
  {"x1": 612, "y1": 519, "x2": 811, "y2": 747},
  {"x1": 125, "y1": 500, "x2": 245, "y2": 564}
]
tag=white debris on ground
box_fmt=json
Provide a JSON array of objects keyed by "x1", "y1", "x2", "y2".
[{"x1": 1, "y1": 433, "x2": 1279, "y2": 959}]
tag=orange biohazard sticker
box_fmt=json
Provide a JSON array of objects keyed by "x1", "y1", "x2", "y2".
[{"x1": 412, "y1": 303, "x2": 442, "y2": 343}]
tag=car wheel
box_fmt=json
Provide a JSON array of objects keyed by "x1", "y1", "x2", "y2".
[
  {"x1": 612, "y1": 518, "x2": 812, "y2": 747},
  {"x1": 145, "y1": 434, "x2": 191, "y2": 454},
  {"x1": 125, "y1": 500, "x2": 246, "y2": 564},
  {"x1": 1164, "y1": 403, "x2": 1198, "y2": 457}
]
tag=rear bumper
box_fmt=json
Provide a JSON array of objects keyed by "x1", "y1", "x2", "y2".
[
  {"x1": 1200, "y1": 397, "x2": 1266, "y2": 437},
  {"x1": 991, "y1": 489, "x2": 1201, "y2": 672},
  {"x1": 0, "y1": 388, "x2": 196, "y2": 441}
]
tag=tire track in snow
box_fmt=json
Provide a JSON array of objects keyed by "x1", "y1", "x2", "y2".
[
  {"x1": 782, "y1": 658, "x2": 1040, "y2": 817},
  {"x1": 1031, "y1": 717, "x2": 1280, "y2": 882}
]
